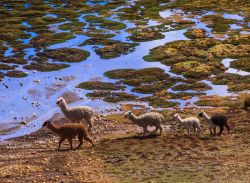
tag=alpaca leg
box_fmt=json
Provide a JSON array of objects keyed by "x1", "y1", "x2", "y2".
[
  {"x1": 142, "y1": 126, "x2": 148, "y2": 136},
  {"x1": 77, "y1": 134, "x2": 83, "y2": 149},
  {"x1": 225, "y1": 123, "x2": 230, "y2": 134},
  {"x1": 86, "y1": 118, "x2": 93, "y2": 132},
  {"x1": 58, "y1": 137, "x2": 66, "y2": 150},
  {"x1": 193, "y1": 125, "x2": 196, "y2": 135},
  {"x1": 213, "y1": 127, "x2": 216, "y2": 136},
  {"x1": 159, "y1": 125, "x2": 163, "y2": 135},
  {"x1": 188, "y1": 128, "x2": 190, "y2": 136},
  {"x1": 67, "y1": 138, "x2": 73, "y2": 149},
  {"x1": 209, "y1": 127, "x2": 213, "y2": 136},
  {"x1": 84, "y1": 135, "x2": 95, "y2": 147},
  {"x1": 181, "y1": 127, "x2": 184, "y2": 136},
  {"x1": 218, "y1": 125, "x2": 224, "y2": 136}
]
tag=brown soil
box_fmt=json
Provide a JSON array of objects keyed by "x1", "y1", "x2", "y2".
[{"x1": 0, "y1": 108, "x2": 250, "y2": 183}]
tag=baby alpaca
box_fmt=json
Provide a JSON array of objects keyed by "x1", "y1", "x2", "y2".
[
  {"x1": 199, "y1": 111, "x2": 230, "y2": 136},
  {"x1": 125, "y1": 111, "x2": 163, "y2": 136},
  {"x1": 43, "y1": 120, "x2": 95, "y2": 150},
  {"x1": 56, "y1": 97, "x2": 94, "y2": 132},
  {"x1": 173, "y1": 113, "x2": 202, "y2": 136}
]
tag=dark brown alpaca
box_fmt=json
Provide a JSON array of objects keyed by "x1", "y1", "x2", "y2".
[{"x1": 43, "y1": 120, "x2": 95, "y2": 150}]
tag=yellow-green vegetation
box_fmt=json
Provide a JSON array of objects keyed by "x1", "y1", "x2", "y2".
[
  {"x1": 223, "y1": 34, "x2": 250, "y2": 45},
  {"x1": 132, "y1": 82, "x2": 173, "y2": 94},
  {"x1": 104, "y1": 67, "x2": 169, "y2": 86},
  {"x1": 76, "y1": 81, "x2": 125, "y2": 90},
  {"x1": 167, "y1": 0, "x2": 250, "y2": 14},
  {"x1": 5, "y1": 70, "x2": 28, "y2": 78},
  {"x1": 0, "y1": 64, "x2": 17, "y2": 70},
  {"x1": 129, "y1": 28, "x2": 164, "y2": 42},
  {"x1": 23, "y1": 62, "x2": 70, "y2": 72},
  {"x1": 95, "y1": 43, "x2": 139, "y2": 59},
  {"x1": 171, "y1": 61, "x2": 225, "y2": 79},
  {"x1": 201, "y1": 14, "x2": 237, "y2": 33},
  {"x1": 86, "y1": 91, "x2": 137, "y2": 102},
  {"x1": 30, "y1": 33, "x2": 75, "y2": 47},
  {"x1": 209, "y1": 73, "x2": 250, "y2": 92},
  {"x1": 172, "y1": 82, "x2": 212, "y2": 91},
  {"x1": 141, "y1": 96, "x2": 179, "y2": 108},
  {"x1": 84, "y1": 15, "x2": 126, "y2": 30},
  {"x1": 80, "y1": 38, "x2": 119, "y2": 46},
  {"x1": 207, "y1": 44, "x2": 250, "y2": 58},
  {"x1": 195, "y1": 95, "x2": 237, "y2": 107},
  {"x1": 230, "y1": 57, "x2": 250, "y2": 72},
  {"x1": 184, "y1": 29, "x2": 207, "y2": 39},
  {"x1": 144, "y1": 38, "x2": 221, "y2": 63},
  {"x1": 38, "y1": 48, "x2": 90, "y2": 62},
  {"x1": 58, "y1": 22, "x2": 86, "y2": 33}
]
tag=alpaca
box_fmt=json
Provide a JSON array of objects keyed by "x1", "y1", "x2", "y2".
[
  {"x1": 198, "y1": 111, "x2": 230, "y2": 136},
  {"x1": 56, "y1": 97, "x2": 93, "y2": 132},
  {"x1": 43, "y1": 120, "x2": 95, "y2": 150},
  {"x1": 173, "y1": 113, "x2": 202, "y2": 136},
  {"x1": 124, "y1": 111, "x2": 163, "y2": 136}
]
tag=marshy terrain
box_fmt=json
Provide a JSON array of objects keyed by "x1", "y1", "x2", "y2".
[{"x1": 0, "y1": 0, "x2": 250, "y2": 182}]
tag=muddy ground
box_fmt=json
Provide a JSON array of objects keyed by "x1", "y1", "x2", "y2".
[{"x1": 0, "y1": 107, "x2": 249, "y2": 183}]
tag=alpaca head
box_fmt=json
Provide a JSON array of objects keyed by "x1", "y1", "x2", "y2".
[
  {"x1": 173, "y1": 113, "x2": 179, "y2": 119},
  {"x1": 43, "y1": 120, "x2": 52, "y2": 127},
  {"x1": 124, "y1": 110, "x2": 132, "y2": 119},
  {"x1": 198, "y1": 111, "x2": 205, "y2": 117},
  {"x1": 56, "y1": 97, "x2": 66, "y2": 106}
]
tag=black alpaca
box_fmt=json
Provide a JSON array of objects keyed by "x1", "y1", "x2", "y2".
[{"x1": 211, "y1": 115, "x2": 230, "y2": 136}]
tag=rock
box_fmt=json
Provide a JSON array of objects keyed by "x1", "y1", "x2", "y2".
[{"x1": 20, "y1": 121, "x2": 28, "y2": 125}]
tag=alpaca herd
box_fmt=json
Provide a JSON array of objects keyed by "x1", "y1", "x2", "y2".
[{"x1": 43, "y1": 97, "x2": 231, "y2": 150}]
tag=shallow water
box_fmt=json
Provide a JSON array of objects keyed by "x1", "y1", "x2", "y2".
[{"x1": 0, "y1": 1, "x2": 249, "y2": 140}]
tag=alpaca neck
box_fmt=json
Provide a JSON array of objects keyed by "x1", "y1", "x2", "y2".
[
  {"x1": 47, "y1": 124, "x2": 61, "y2": 135},
  {"x1": 176, "y1": 115, "x2": 183, "y2": 124},
  {"x1": 59, "y1": 102, "x2": 70, "y2": 115},
  {"x1": 129, "y1": 113, "x2": 140, "y2": 124},
  {"x1": 202, "y1": 112, "x2": 211, "y2": 121}
]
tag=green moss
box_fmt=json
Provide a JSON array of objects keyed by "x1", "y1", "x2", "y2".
[
  {"x1": 141, "y1": 96, "x2": 179, "y2": 108},
  {"x1": 201, "y1": 14, "x2": 237, "y2": 33},
  {"x1": 223, "y1": 34, "x2": 250, "y2": 45},
  {"x1": 30, "y1": 33, "x2": 76, "y2": 47},
  {"x1": 230, "y1": 57, "x2": 250, "y2": 72},
  {"x1": 0, "y1": 64, "x2": 17, "y2": 70},
  {"x1": 95, "y1": 43, "x2": 138, "y2": 59},
  {"x1": 172, "y1": 82, "x2": 212, "y2": 91},
  {"x1": 143, "y1": 38, "x2": 221, "y2": 63},
  {"x1": 85, "y1": 15, "x2": 126, "y2": 30},
  {"x1": 58, "y1": 22, "x2": 86, "y2": 33},
  {"x1": 79, "y1": 38, "x2": 119, "y2": 46},
  {"x1": 132, "y1": 82, "x2": 172, "y2": 94},
  {"x1": 5, "y1": 70, "x2": 28, "y2": 78},
  {"x1": 23, "y1": 62, "x2": 69, "y2": 72},
  {"x1": 208, "y1": 44, "x2": 250, "y2": 58},
  {"x1": 76, "y1": 81, "x2": 125, "y2": 90},
  {"x1": 171, "y1": 61, "x2": 225, "y2": 79},
  {"x1": 39, "y1": 48, "x2": 90, "y2": 62},
  {"x1": 184, "y1": 29, "x2": 207, "y2": 39},
  {"x1": 86, "y1": 91, "x2": 136, "y2": 102},
  {"x1": 194, "y1": 95, "x2": 236, "y2": 107},
  {"x1": 129, "y1": 28, "x2": 164, "y2": 42}
]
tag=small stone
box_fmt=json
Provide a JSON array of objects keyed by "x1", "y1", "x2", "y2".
[{"x1": 20, "y1": 121, "x2": 28, "y2": 125}]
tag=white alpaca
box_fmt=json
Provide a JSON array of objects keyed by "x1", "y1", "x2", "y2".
[
  {"x1": 198, "y1": 111, "x2": 216, "y2": 136},
  {"x1": 173, "y1": 113, "x2": 202, "y2": 135},
  {"x1": 124, "y1": 111, "x2": 164, "y2": 136},
  {"x1": 56, "y1": 97, "x2": 94, "y2": 132}
]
